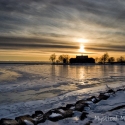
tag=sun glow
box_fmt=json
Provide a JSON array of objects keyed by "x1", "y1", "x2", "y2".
[
  {"x1": 77, "y1": 38, "x2": 87, "y2": 43},
  {"x1": 79, "y1": 44, "x2": 85, "y2": 53}
]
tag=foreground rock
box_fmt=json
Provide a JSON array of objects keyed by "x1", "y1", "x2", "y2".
[
  {"x1": 44, "y1": 107, "x2": 73, "y2": 122},
  {"x1": 75, "y1": 100, "x2": 88, "y2": 112},
  {"x1": 0, "y1": 118, "x2": 19, "y2": 125},
  {"x1": 15, "y1": 115, "x2": 36, "y2": 125},
  {"x1": 80, "y1": 112, "x2": 88, "y2": 120},
  {"x1": 32, "y1": 111, "x2": 45, "y2": 124},
  {"x1": 1, "y1": 87, "x2": 124, "y2": 125}
]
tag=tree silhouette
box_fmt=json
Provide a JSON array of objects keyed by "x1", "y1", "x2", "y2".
[
  {"x1": 58, "y1": 55, "x2": 64, "y2": 63},
  {"x1": 100, "y1": 52, "x2": 109, "y2": 64},
  {"x1": 95, "y1": 57, "x2": 99, "y2": 63},
  {"x1": 49, "y1": 53, "x2": 56, "y2": 63},
  {"x1": 58, "y1": 55, "x2": 70, "y2": 63},
  {"x1": 108, "y1": 57, "x2": 115, "y2": 63},
  {"x1": 117, "y1": 56, "x2": 125, "y2": 63}
]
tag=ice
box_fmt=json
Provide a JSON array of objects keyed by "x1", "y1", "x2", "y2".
[
  {"x1": 24, "y1": 120, "x2": 34, "y2": 125},
  {"x1": 0, "y1": 64, "x2": 125, "y2": 125},
  {"x1": 59, "y1": 109, "x2": 65, "y2": 113},
  {"x1": 49, "y1": 113, "x2": 62, "y2": 118}
]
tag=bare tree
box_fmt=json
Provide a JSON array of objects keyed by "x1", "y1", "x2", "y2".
[
  {"x1": 49, "y1": 53, "x2": 56, "y2": 63},
  {"x1": 56, "y1": 60, "x2": 59, "y2": 64},
  {"x1": 58, "y1": 55, "x2": 70, "y2": 63},
  {"x1": 100, "y1": 52, "x2": 109, "y2": 64},
  {"x1": 117, "y1": 56, "x2": 125, "y2": 63},
  {"x1": 95, "y1": 57, "x2": 99, "y2": 63},
  {"x1": 64, "y1": 55, "x2": 70, "y2": 63},
  {"x1": 108, "y1": 57, "x2": 115, "y2": 63},
  {"x1": 58, "y1": 55, "x2": 64, "y2": 63}
]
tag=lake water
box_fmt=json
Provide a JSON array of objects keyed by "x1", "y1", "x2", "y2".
[{"x1": 0, "y1": 64, "x2": 125, "y2": 105}]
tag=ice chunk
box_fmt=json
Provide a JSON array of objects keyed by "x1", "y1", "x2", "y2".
[
  {"x1": 49, "y1": 113, "x2": 62, "y2": 118},
  {"x1": 24, "y1": 120, "x2": 34, "y2": 125},
  {"x1": 59, "y1": 109, "x2": 65, "y2": 113}
]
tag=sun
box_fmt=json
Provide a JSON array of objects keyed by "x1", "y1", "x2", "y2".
[
  {"x1": 77, "y1": 38, "x2": 87, "y2": 43},
  {"x1": 79, "y1": 44, "x2": 85, "y2": 53}
]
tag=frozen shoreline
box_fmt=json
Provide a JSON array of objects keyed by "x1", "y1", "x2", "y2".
[
  {"x1": 1, "y1": 86, "x2": 125, "y2": 125},
  {"x1": 0, "y1": 65, "x2": 125, "y2": 125}
]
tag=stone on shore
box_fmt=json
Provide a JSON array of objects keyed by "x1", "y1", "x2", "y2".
[
  {"x1": 15, "y1": 115, "x2": 36, "y2": 125},
  {"x1": 0, "y1": 118, "x2": 19, "y2": 125}
]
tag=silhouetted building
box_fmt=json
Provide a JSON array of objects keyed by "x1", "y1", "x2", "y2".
[{"x1": 70, "y1": 55, "x2": 95, "y2": 64}]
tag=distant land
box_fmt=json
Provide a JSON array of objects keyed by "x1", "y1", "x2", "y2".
[{"x1": 0, "y1": 61, "x2": 51, "y2": 65}]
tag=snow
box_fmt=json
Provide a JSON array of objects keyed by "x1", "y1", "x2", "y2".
[
  {"x1": 49, "y1": 113, "x2": 62, "y2": 118},
  {"x1": 0, "y1": 64, "x2": 125, "y2": 125},
  {"x1": 24, "y1": 120, "x2": 34, "y2": 125},
  {"x1": 59, "y1": 109, "x2": 65, "y2": 113}
]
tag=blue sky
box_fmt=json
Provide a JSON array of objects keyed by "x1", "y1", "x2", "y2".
[{"x1": 0, "y1": 0, "x2": 125, "y2": 61}]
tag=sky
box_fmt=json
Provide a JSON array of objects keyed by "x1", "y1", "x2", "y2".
[{"x1": 0, "y1": 0, "x2": 125, "y2": 61}]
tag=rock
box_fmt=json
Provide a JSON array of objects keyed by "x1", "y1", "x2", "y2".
[
  {"x1": 57, "y1": 106, "x2": 68, "y2": 110},
  {"x1": 76, "y1": 100, "x2": 86, "y2": 104},
  {"x1": 48, "y1": 112, "x2": 63, "y2": 122},
  {"x1": 117, "y1": 88, "x2": 124, "y2": 91},
  {"x1": 107, "y1": 89, "x2": 115, "y2": 94},
  {"x1": 109, "y1": 104, "x2": 125, "y2": 111},
  {"x1": 63, "y1": 109, "x2": 73, "y2": 118},
  {"x1": 44, "y1": 107, "x2": 74, "y2": 122},
  {"x1": 66, "y1": 104, "x2": 75, "y2": 109},
  {"x1": 15, "y1": 115, "x2": 36, "y2": 125},
  {"x1": 80, "y1": 112, "x2": 88, "y2": 120},
  {"x1": 58, "y1": 108, "x2": 74, "y2": 118},
  {"x1": 84, "y1": 121, "x2": 92, "y2": 125},
  {"x1": 44, "y1": 109, "x2": 63, "y2": 122},
  {"x1": 75, "y1": 100, "x2": 88, "y2": 112},
  {"x1": 98, "y1": 93, "x2": 110, "y2": 101},
  {"x1": 86, "y1": 96, "x2": 99, "y2": 103},
  {"x1": 32, "y1": 110, "x2": 45, "y2": 123},
  {"x1": 0, "y1": 118, "x2": 19, "y2": 125}
]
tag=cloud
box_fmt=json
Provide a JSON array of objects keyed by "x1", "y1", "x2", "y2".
[
  {"x1": 0, "y1": 36, "x2": 125, "y2": 53},
  {"x1": 0, "y1": 0, "x2": 125, "y2": 59},
  {"x1": 0, "y1": 36, "x2": 78, "y2": 50}
]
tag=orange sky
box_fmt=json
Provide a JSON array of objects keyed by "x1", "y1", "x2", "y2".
[{"x1": 0, "y1": 0, "x2": 125, "y2": 61}]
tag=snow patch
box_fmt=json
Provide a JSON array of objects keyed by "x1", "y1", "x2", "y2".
[{"x1": 49, "y1": 113, "x2": 62, "y2": 118}]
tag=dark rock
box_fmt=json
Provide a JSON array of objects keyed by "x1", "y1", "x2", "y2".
[
  {"x1": 15, "y1": 115, "x2": 36, "y2": 125},
  {"x1": 117, "y1": 88, "x2": 124, "y2": 91},
  {"x1": 44, "y1": 107, "x2": 74, "y2": 122},
  {"x1": 80, "y1": 112, "x2": 88, "y2": 120},
  {"x1": 48, "y1": 111, "x2": 63, "y2": 122},
  {"x1": 63, "y1": 109, "x2": 73, "y2": 118},
  {"x1": 86, "y1": 96, "x2": 99, "y2": 103},
  {"x1": 44, "y1": 109, "x2": 63, "y2": 122},
  {"x1": 0, "y1": 118, "x2": 19, "y2": 125},
  {"x1": 98, "y1": 93, "x2": 110, "y2": 101},
  {"x1": 85, "y1": 121, "x2": 92, "y2": 125},
  {"x1": 57, "y1": 106, "x2": 68, "y2": 110},
  {"x1": 32, "y1": 110, "x2": 45, "y2": 123},
  {"x1": 75, "y1": 100, "x2": 88, "y2": 112},
  {"x1": 66, "y1": 104, "x2": 75, "y2": 109},
  {"x1": 33, "y1": 111, "x2": 43, "y2": 116},
  {"x1": 44, "y1": 109, "x2": 58, "y2": 119},
  {"x1": 109, "y1": 104, "x2": 125, "y2": 111},
  {"x1": 58, "y1": 108, "x2": 74, "y2": 118},
  {"x1": 76, "y1": 99, "x2": 86, "y2": 104},
  {"x1": 107, "y1": 89, "x2": 115, "y2": 94}
]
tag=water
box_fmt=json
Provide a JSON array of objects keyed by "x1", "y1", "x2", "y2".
[{"x1": 0, "y1": 64, "x2": 125, "y2": 105}]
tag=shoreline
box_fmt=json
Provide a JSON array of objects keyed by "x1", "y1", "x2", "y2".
[
  {"x1": 0, "y1": 61, "x2": 125, "y2": 65},
  {"x1": 1, "y1": 87, "x2": 125, "y2": 125}
]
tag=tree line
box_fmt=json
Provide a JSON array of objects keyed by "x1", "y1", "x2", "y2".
[
  {"x1": 95, "y1": 52, "x2": 125, "y2": 64},
  {"x1": 49, "y1": 53, "x2": 125, "y2": 64},
  {"x1": 49, "y1": 53, "x2": 70, "y2": 64}
]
